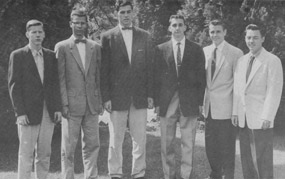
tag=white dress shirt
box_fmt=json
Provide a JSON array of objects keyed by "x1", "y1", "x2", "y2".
[
  {"x1": 29, "y1": 45, "x2": 44, "y2": 83},
  {"x1": 73, "y1": 35, "x2": 86, "y2": 69},
  {"x1": 212, "y1": 40, "x2": 225, "y2": 67},
  {"x1": 172, "y1": 37, "x2": 185, "y2": 73},
  {"x1": 119, "y1": 24, "x2": 133, "y2": 64}
]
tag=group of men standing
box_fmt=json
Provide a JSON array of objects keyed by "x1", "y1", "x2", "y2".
[{"x1": 7, "y1": 1, "x2": 283, "y2": 179}]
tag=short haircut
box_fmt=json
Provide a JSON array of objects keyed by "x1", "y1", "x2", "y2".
[
  {"x1": 115, "y1": 0, "x2": 133, "y2": 12},
  {"x1": 70, "y1": 6, "x2": 87, "y2": 21},
  {"x1": 245, "y1": 24, "x2": 265, "y2": 37},
  {"x1": 169, "y1": 14, "x2": 185, "y2": 24},
  {"x1": 26, "y1": 19, "x2": 43, "y2": 32},
  {"x1": 209, "y1": 19, "x2": 226, "y2": 30}
]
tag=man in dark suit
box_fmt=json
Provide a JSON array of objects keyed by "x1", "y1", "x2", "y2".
[
  {"x1": 54, "y1": 7, "x2": 102, "y2": 179},
  {"x1": 8, "y1": 19, "x2": 62, "y2": 179},
  {"x1": 154, "y1": 15, "x2": 206, "y2": 179},
  {"x1": 100, "y1": 1, "x2": 153, "y2": 179}
]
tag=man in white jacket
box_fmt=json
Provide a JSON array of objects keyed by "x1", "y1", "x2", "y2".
[{"x1": 232, "y1": 24, "x2": 283, "y2": 179}]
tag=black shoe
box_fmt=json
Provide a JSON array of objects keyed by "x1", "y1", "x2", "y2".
[
  {"x1": 135, "y1": 177, "x2": 144, "y2": 179},
  {"x1": 111, "y1": 177, "x2": 121, "y2": 179}
]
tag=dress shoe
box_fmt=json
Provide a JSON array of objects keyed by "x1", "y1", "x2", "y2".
[
  {"x1": 111, "y1": 177, "x2": 121, "y2": 179},
  {"x1": 135, "y1": 177, "x2": 144, "y2": 179}
]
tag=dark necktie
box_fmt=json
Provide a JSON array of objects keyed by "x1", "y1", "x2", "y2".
[
  {"x1": 211, "y1": 47, "x2": 218, "y2": 80},
  {"x1": 177, "y1": 42, "x2": 182, "y2": 75},
  {"x1": 75, "y1": 38, "x2": 87, "y2": 44},
  {"x1": 122, "y1": 26, "x2": 132, "y2": 30},
  {"x1": 246, "y1": 56, "x2": 255, "y2": 82}
]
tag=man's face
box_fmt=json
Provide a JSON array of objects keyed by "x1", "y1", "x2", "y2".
[
  {"x1": 26, "y1": 25, "x2": 45, "y2": 46},
  {"x1": 117, "y1": 5, "x2": 134, "y2": 27},
  {"x1": 245, "y1": 29, "x2": 264, "y2": 54},
  {"x1": 70, "y1": 15, "x2": 87, "y2": 38},
  {"x1": 209, "y1": 24, "x2": 226, "y2": 46},
  {"x1": 168, "y1": 18, "x2": 186, "y2": 40}
]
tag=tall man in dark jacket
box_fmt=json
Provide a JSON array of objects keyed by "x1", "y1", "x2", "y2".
[
  {"x1": 8, "y1": 19, "x2": 62, "y2": 179},
  {"x1": 100, "y1": 1, "x2": 153, "y2": 179},
  {"x1": 154, "y1": 15, "x2": 206, "y2": 179}
]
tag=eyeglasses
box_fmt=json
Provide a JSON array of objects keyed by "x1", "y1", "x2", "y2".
[
  {"x1": 71, "y1": 21, "x2": 87, "y2": 26},
  {"x1": 171, "y1": 23, "x2": 184, "y2": 28}
]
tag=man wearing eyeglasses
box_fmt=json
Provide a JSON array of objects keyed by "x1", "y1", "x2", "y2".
[
  {"x1": 54, "y1": 6, "x2": 102, "y2": 179},
  {"x1": 154, "y1": 15, "x2": 206, "y2": 179},
  {"x1": 100, "y1": 1, "x2": 154, "y2": 179}
]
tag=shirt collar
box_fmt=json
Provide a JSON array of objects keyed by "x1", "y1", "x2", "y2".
[
  {"x1": 72, "y1": 35, "x2": 87, "y2": 41},
  {"x1": 28, "y1": 45, "x2": 43, "y2": 57},
  {"x1": 172, "y1": 36, "x2": 186, "y2": 47},
  {"x1": 213, "y1": 40, "x2": 225, "y2": 52},
  {"x1": 249, "y1": 47, "x2": 263, "y2": 59},
  {"x1": 119, "y1": 24, "x2": 133, "y2": 31}
]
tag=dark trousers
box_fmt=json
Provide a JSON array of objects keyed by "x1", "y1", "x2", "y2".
[
  {"x1": 205, "y1": 112, "x2": 237, "y2": 179},
  {"x1": 239, "y1": 123, "x2": 273, "y2": 179}
]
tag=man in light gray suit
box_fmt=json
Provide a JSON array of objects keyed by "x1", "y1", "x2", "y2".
[
  {"x1": 54, "y1": 6, "x2": 102, "y2": 179},
  {"x1": 203, "y1": 20, "x2": 243, "y2": 179}
]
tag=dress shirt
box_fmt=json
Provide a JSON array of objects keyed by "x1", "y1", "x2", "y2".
[
  {"x1": 73, "y1": 35, "x2": 86, "y2": 70},
  {"x1": 119, "y1": 24, "x2": 133, "y2": 64},
  {"x1": 172, "y1": 37, "x2": 185, "y2": 74},
  {"x1": 212, "y1": 40, "x2": 225, "y2": 67},
  {"x1": 29, "y1": 45, "x2": 44, "y2": 83}
]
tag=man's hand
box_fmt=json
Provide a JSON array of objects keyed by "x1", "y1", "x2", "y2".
[
  {"x1": 62, "y1": 106, "x2": 70, "y2": 119},
  {"x1": 148, "y1": 97, "x2": 154, "y2": 109},
  {"x1": 17, "y1": 115, "x2": 29, "y2": 125},
  {"x1": 104, "y1": 100, "x2": 112, "y2": 113},
  {"x1": 54, "y1": 112, "x2": 62, "y2": 123},
  {"x1": 231, "y1": 115, "x2": 238, "y2": 127},
  {"x1": 198, "y1": 105, "x2": 205, "y2": 121},
  {"x1": 262, "y1": 120, "x2": 271, "y2": 130}
]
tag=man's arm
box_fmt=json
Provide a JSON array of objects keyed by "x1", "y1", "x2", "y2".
[
  {"x1": 8, "y1": 51, "x2": 26, "y2": 117},
  {"x1": 54, "y1": 43, "x2": 69, "y2": 118},
  {"x1": 145, "y1": 32, "x2": 154, "y2": 109},
  {"x1": 260, "y1": 56, "x2": 283, "y2": 127},
  {"x1": 196, "y1": 46, "x2": 207, "y2": 107}
]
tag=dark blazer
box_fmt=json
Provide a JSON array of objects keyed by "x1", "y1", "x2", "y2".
[
  {"x1": 154, "y1": 39, "x2": 206, "y2": 117},
  {"x1": 55, "y1": 37, "x2": 102, "y2": 116},
  {"x1": 8, "y1": 45, "x2": 61, "y2": 125},
  {"x1": 100, "y1": 26, "x2": 153, "y2": 110}
]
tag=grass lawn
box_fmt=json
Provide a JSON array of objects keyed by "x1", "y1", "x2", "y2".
[{"x1": 1, "y1": 110, "x2": 285, "y2": 179}]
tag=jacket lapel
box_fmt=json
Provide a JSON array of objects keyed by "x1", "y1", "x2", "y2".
[
  {"x1": 69, "y1": 37, "x2": 85, "y2": 74},
  {"x1": 246, "y1": 56, "x2": 262, "y2": 88},
  {"x1": 165, "y1": 40, "x2": 176, "y2": 74},
  {"x1": 84, "y1": 40, "x2": 93, "y2": 76},
  {"x1": 114, "y1": 26, "x2": 130, "y2": 64},
  {"x1": 131, "y1": 27, "x2": 139, "y2": 61},
  {"x1": 212, "y1": 42, "x2": 227, "y2": 82}
]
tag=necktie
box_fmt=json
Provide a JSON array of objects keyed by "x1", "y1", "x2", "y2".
[
  {"x1": 35, "y1": 51, "x2": 44, "y2": 83},
  {"x1": 177, "y1": 42, "x2": 182, "y2": 75},
  {"x1": 211, "y1": 48, "x2": 217, "y2": 80},
  {"x1": 75, "y1": 38, "x2": 87, "y2": 44},
  {"x1": 122, "y1": 26, "x2": 132, "y2": 30},
  {"x1": 246, "y1": 56, "x2": 255, "y2": 82}
]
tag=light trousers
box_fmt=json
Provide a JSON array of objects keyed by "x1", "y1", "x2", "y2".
[
  {"x1": 17, "y1": 103, "x2": 54, "y2": 179},
  {"x1": 160, "y1": 91, "x2": 197, "y2": 179},
  {"x1": 108, "y1": 103, "x2": 147, "y2": 178},
  {"x1": 61, "y1": 109, "x2": 100, "y2": 179}
]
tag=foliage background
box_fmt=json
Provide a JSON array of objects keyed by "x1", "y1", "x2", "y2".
[{"x1": 0, "y1": 0, "x2": 285, "y2": 132}]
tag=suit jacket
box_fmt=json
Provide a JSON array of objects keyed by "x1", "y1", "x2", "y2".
[
  {"x1": 54, "y1": 36, "x2": 102, "y2": 116},
  {"x1": 100, "y1": 26, "x2": 153, "y2": 110},
  {"x1": 233, "y1": 48, "x2": 283, "y2": 129},
  {"x1": 203, "y1": 41, "x2": 243, "y2": 119},
  {"x1": 8, "y1": 45, "x2": 61, "y2": 125},
  {"x1": 154, "y1": 39, "x2": 206, "y2": 117}
]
